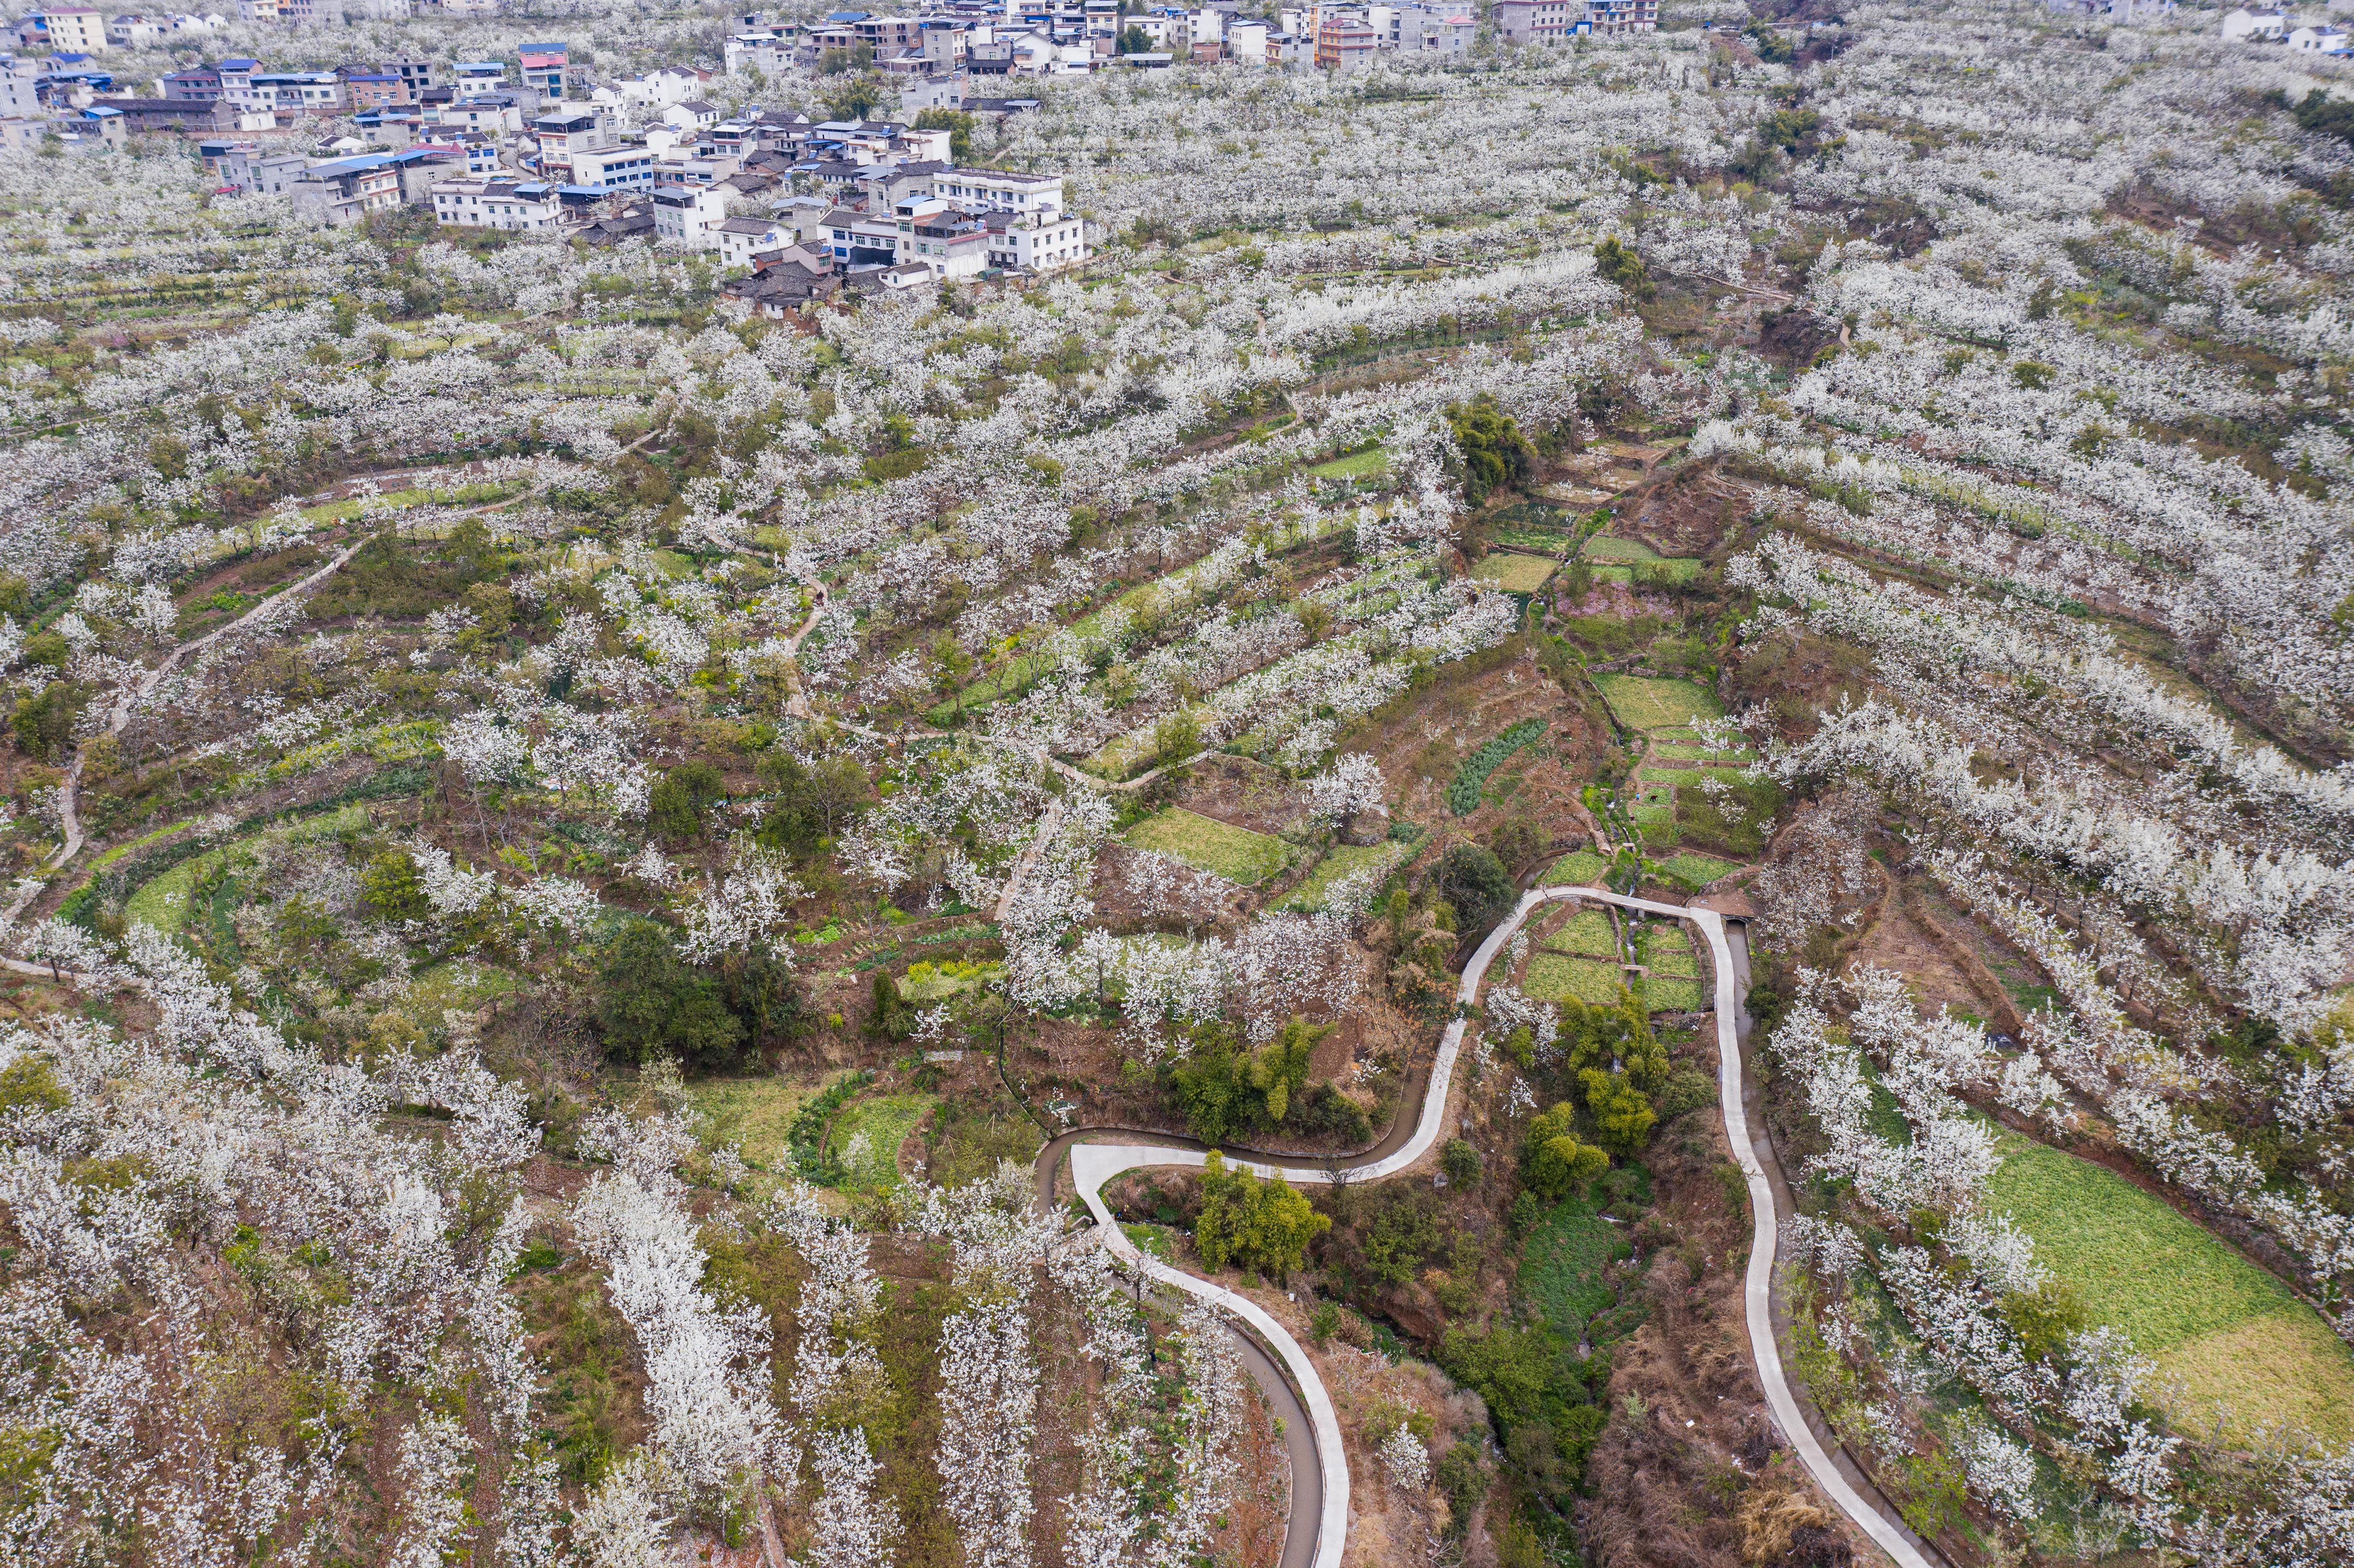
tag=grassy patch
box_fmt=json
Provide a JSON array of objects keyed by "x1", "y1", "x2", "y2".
[
  {"x1": 402, "y1": 960, "x2": 523, "y2": 1016},
  {"x1": 1987, "y1": 1130, "x2": 2354, "y2": 1444},
  {"x1": 1581, "y1": 536, "x2": 1702, "y2": 586},
  {"x1": 2158, "y1": 1312, "x2": 2354, "y2": 1448},
  {"x1": 90, "y1": 816, "x2": 202, "y2": 870},
  {"x1": 1123, "y1": 808, "x2": 1290, "y2": 885},
  {"x1": 1593, "y1": 559, "x2": 1701, "y2": 586},
  {"x1": 1487, "y1": 498, "x2": 1573, "y2": 533},
  {"x1": 1122, "y1": 1222, "x2": 1177, "y2": 1262},
  {"x1": 1640, "y1": 975, "x2": 1707, "y2": 1013},
  {"x1": 899, "y1": 959, "x2": 1000, "y2": 1005},
  {"x1": 832, "y1": 1094, "x2": 935, "y2": 1190},
  {"x1": 1522, "y1": 952, "x2": 1628, "y2": 1006},
  {"x1": 123, "y1": 805, "x2": 369, "y2": 934},
  {"x1": 1307, "y1": 446, "x2": 1386, "y2": 480},
  {"x1": 1518, "y1": 1194, "x2": 1630, "y2": 1335},
  {"x1": 924, "y1": 1093, "x2": 1043, "y2": 1188},
  {"x1": 1543, "y1": 849, "x2": 1607, "y2": 885},
  {"x1": 1490, "y1": 528, "x2": 1571, "y2": 552},
  {"x1": 1579, "y1": 536, "x2": 1664, "y2": 561},
  {"x1": 125, "y1": 849, "x2": 220, "y2": 934},
  {"x1": 1592, "y1": 675, "x2": 1723, "y2": 732},
  {"x1": 1657, "y1": 850, "x2": 1738, "y2": 888},
  {"x1": 1285, "y1": 840, "x2": 1409, "y2": 912},
  {"x1": 296, "y1": 479, "x2": 524, "y2": 525},
  {"x1": 1543, "y1": 908, "x2": 1620, "y2": 958},
  {"x1": 1469, "y1": 553, "x2": 1558, "y2": 593},
  {"x1": 254, "y1": 719, "x2": 440, "y2": 785},
  {"x1": 690, "y1": 1074, "x2": 827, "y2": 1169}
]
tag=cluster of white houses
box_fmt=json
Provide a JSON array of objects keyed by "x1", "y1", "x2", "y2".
[
  {"x1": 415, "y1": 106, "x2": 1087, "y2": 287},
  {"x1": 728, "y1": 0, "x2": 1651, "y2": 83},
  {"x1": 2219, "y1": 4, "x2": 2354, "y2": 50}
]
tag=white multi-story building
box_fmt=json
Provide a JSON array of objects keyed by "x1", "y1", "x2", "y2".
[
  {"x1": 436, "y1": 95, "x2": 527, "y2": 134},
  {"x1": 986, "y1": 206, "x2": 1087, "y2": 274},
  {"x1": 590, "y1": 65, "x2": 712, "y2": 113},
  {"x1": 430, "y1": 175, "x2": 564, "y2": 231},
  {"x1": 568, "y1": 143, "x2": 658, "y2": 190},
  {"x1": 818, "y1": 204, "x2": 903, "y2": 268},
  {"x1": 104, "y1": 14, "x2": 171, "y2": 46},
  {"x1": 1493, "y1": 0, "x2": 1655, "y2": 35},
  {"x1": 717, "y1": 213, "x2": 788, "y2": 268},
  {"x1": 933, "y1": 166, "x2": 1064, "y2": 221},
  {"x1": 2221, "y1": 5, "x2": 2288, "y2": 36},
  {"x1": 896, "y1": 194, "x2": 992, "y2": 280},
  {"x1": 651, "y1": 181, "x2": 731, "y2": 248},
  {"x1": 0, "y1": 54, "x2": 40, "y2": 116},
  {"x1": 292, "y1": 153, "x2": 404, "y2": 226},
  {"x1": 249, "y1": 71, "x2": 346, "y2": 112},
  {"x1": 39, "y1": 8, "x2": 107, "y2": 52},
  {"x1": 530, "y1": 106, "x2": 618, "y2": 175},
  {"x1": 1370, "y1": 3, "x2": 1475, "y2": 51},
  {"x1": 724, "y1": 28, "x2": 796, "y2": 76}
]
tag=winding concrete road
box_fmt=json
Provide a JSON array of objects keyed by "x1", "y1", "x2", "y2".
[{"x1": 1035, "y1": 884, "x2": 1938, "y2": 1568}]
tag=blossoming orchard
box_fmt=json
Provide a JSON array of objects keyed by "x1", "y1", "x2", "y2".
[{"x1": 1, "y1": 0, "x2": 2351, "y2": 1563}]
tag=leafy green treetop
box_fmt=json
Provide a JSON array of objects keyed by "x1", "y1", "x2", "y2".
[{"x1": 1194, "y1": 1151, "x2": 1331, "y2": 1277}]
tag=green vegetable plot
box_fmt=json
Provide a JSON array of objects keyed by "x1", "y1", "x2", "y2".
[{"x1": 1447, "y1": 719, "x2": 1547, "y2": 815}]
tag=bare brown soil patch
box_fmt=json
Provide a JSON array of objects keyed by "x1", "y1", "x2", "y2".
[
  {"x1": 1340, "y1": 640, "x2": 1613, "y2": 830},
  {"x1": 1839, "y1": 872, "x2": 1998, "y2": 1023},
  {"x1": 1620, "y1": 465, "x2": 1752, "y2": 561},
  {"x1": 1581, "y1": 1101, "x2": 1867, "y2": 1568},
  {"x1": 1164, "y1": 753, "x2": 1312, "y2": 836}
]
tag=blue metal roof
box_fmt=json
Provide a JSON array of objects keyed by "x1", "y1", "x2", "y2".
[{"x1": 308, "y1": 152, "x2": 400, "y2": 174}]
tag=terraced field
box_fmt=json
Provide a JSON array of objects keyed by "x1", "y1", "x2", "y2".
[
  {"x1": 1522, "y1": 951, "x2": 1628, "y2": 1006},
  {"x1": 1987, "y1": 1130, "x2": 2354, "y2": 1446},
  {"x1": 1124, "y1": 807, "x2": 1292, "y2": 885}
]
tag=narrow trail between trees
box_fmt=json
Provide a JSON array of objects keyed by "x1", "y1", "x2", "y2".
[
  {"x1": 0, "y1": 535, "x2": 374, "y2": 931},
  {"x1": 4, "y1": 430, "x2": 676, "y2": 937},
  {"x1": 1031, "y1": 884, "x2": 1941, "y2": 1568}
]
